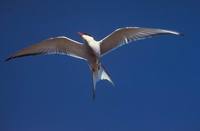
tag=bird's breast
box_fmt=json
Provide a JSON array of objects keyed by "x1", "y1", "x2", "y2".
[{"x1": 87, "y1": 41, "x2": 100, "y2": 57}]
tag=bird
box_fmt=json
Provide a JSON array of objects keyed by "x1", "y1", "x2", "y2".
[{"x1": 5, "y1": 27, "x2": 182, "y2": 99}]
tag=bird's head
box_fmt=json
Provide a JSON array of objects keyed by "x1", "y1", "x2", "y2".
[{"x1": 77, "y1": 32, "x2": 94, "y2": 42}]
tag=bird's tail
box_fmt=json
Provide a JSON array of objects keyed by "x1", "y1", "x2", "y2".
[{"x1": 91, "y1": 65, "x2": 114, "y2": 99}]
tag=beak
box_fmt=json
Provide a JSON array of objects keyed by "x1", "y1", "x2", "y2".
[{"x1": 77, "y1": 32, "x2": 84, "y2": 36}]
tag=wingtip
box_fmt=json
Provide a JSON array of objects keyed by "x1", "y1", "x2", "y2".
[
  {"x1": 162, "y1": 30, "x2": 181, "y2": 36},
  {"x1": 168, "y1": 30, "x2": 184, "y2": 36},
  {"x1": 178, "y1": 32, "x2": 184, "y2": 36},
  {"x1": 4, "y1": 57, "x2": 12, "y2": 62},
  {"x1": 171, "y1": 31, "x2": 183, "y2": 36}
]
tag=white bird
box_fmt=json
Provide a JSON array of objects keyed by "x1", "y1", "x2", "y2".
[{"x1": 6, "y1": 27, "x2": 182, "y2": 99}]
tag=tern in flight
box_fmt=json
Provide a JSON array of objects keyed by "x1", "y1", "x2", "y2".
[{"x1": 6, "y1": 27, "x2": 181, "y2": 99}]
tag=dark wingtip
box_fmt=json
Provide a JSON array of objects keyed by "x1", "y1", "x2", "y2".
[
  {"x1": 5, "y1": 57, "x2": 12, "y2": 62},
  {"x1": 179, "y1": 32, "x2": 184, "y2": 36}
]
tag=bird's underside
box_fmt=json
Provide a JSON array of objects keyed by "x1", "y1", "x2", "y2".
[{"x1": 5, "y1": 27, "x2": 182, "y2": 99}]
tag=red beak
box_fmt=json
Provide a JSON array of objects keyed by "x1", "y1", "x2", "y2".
[{"x1": 77, "y1": 32, "x2": 84, "y2": 36}]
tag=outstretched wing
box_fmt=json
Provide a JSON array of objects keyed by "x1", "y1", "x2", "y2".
[
  {"x1": 100, "y1": 27, "x2": 181, "y2": 56},
  {"x1": 6, "y1": 36, "x2": 88, "y2": 61}
]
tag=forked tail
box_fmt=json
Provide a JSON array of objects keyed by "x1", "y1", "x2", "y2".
[{"x1": 91, "y1": 65, "x2": 114, "y2": 99}]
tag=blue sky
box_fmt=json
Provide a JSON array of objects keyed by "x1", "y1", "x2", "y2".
[{"x1": 1, "y1": 0, "x2": 200, "y2": 131}]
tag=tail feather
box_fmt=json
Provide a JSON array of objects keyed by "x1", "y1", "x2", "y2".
[
  {"x1": 99, "y1": 65, "x2": 114, "y2": 85},
  {"x1": 91, "y1": 65, "x2": 114, "y2": 99}
]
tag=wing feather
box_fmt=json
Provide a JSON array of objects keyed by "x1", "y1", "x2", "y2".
[
  {"x1": 6, "y1": 36, "x2": 88, "y2": 61},
  {"x1": 100, "y1": 27, "x2": 181, "y2": 56}
]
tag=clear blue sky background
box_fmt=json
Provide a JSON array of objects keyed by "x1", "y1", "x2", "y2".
[{"x1": 0, "y1": 0, "x2": 199, "y2": 131}]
